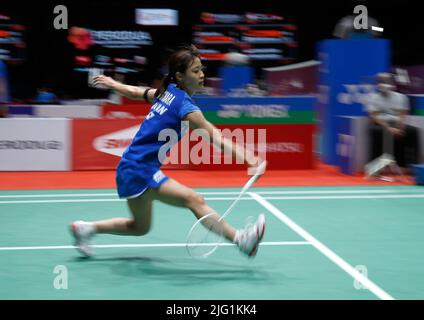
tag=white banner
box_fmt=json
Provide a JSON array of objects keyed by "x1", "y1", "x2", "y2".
[
  {"x1": 34, "y1": 105, "x2": 100, "y2": 118},
  {"x1": 0, "y1": 118, "x2": 70, "y2": 171}
]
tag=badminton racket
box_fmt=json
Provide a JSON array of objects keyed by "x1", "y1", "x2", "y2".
[{"x1": 186, "y1": 161, "x2": 266, "y2": 258}]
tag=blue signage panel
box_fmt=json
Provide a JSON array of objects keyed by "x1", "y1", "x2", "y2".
[{"x1": 317, "y1": 39, "x2": 390, "y2": 165}]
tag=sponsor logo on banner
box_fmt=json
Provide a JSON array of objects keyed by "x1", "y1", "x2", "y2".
[
  {"x1": 217, "y1": 104, "x2": 289, "y2": 118},
  {"x1": 337, "y1": 84, "x2": 375, "y2": 105},
  {"x1": 91, "y1": 30, "x2": 152, "y2": 47},
  {"x1": 93, "y1": 125, "x2": 139, "y2": 157},
  {"x1": 190, "y1": 123, "x2": 314, "y2": 170},
  {"x1": 336, "y1": 134, "x2": 355, "y2": 158},
  {"x1": 72, "y1": 119, "x2": 141, "y2": 170},
  {"x1": 101, "y1": 102, "x2": 151, "y2": 119},
  {"x1": 256, "y1": 142, "x2": 304, "y2": 153},
  {"x1": 104, "y1": 111, "x2": 137, "y2": 119},
  {"x1": 0, "y1": 140, "x2": 63, "y2": 150},
  {"x1": 0, "y1": 118, "x2": 70, "y2": 171}
]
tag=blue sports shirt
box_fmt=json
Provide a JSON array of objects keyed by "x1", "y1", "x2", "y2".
[{"x1": 121, "y1": 83, "x2": 201, "y2": 168}]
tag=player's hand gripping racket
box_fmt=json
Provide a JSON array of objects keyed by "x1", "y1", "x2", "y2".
[{"x1": 186, "y1": 161, "x2": 267, "y2": 258}]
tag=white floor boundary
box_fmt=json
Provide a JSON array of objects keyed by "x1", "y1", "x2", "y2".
[
  {"x1": 0, "y1": 241, "x2": 311, "y2": 251},
  {"x1": 248, "y1": 191, "x2": 395, "y2": 300},
  {"x1": 2, "y1": 193, "x2": 424, "y2": 204},
  {"x1": 0, "y1": 188, "x2": 421, "y2": 198}
]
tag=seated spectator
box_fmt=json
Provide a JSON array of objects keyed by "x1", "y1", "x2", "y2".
[{"x1": 365, "y1": 72, "x2": 420, "y2": 171}]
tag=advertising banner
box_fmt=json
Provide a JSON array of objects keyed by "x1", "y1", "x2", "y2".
[
  {"x1": 34, "y1": 105, "x2": 101, "y2": 118},
  {"x1": 101, "y1": 102, "x2": 151, "y2": 119},
  {"x1": 409, "y1": 95, "x2": 424, "y2": 116},
  {"x1": 194, "y1": 96, "x2": 316, "y2": 124},
  {"x1": 184, "y1": 96, "x2": 317, "y2": 170},
  {"x1": 72, "y1": 119, "x2": 141, "y2": 170},
  {"x1": 73, "y1": 97, "x2": 318, "y2": 170},
  {"x1": 317, "y1": 39, "x2": 390, "y2": 165},
  {"x1": 336, "y1": 116, "x2": 355, "y2": 175},
  {"x1": 72, "y1": 119, "x2": 190, "y2": 170},
  {"x1": 6, "y1": 105, "x2": 34, "y2": 117},
  {"x1": 0, "y1": 118, "x2": 70, "y2": 171},
  {"x1": 184, "y1": 123, "x2": 315, "y2": 170}
]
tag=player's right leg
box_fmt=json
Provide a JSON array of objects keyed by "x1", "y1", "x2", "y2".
[{"x1": 70, "y1": 189, "x2": 154, "y2": 257}]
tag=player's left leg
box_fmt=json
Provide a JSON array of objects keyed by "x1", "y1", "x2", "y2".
[
  {"x1": 153, "y1": 178, "x2": 265, "y2": 257},
  {"x1": 152, "y1": 178, "x2": 236, "y2": 242}
]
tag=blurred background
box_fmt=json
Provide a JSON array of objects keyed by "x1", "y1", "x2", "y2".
[
  {"x1": 2, "y1": 0, "x2": 423, "y2": 101},
  {"x1": 3, "y1": 1, "x2": 424, "y2": 302},
  {"x1": 1, "y1": 0, "x2": 424, "y2": 182}
]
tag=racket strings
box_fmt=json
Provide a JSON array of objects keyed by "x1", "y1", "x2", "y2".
[
  {"x1": 199, "y1": 213, "x2": 224, "y2": 235},
  {"x1": 186, "y1": 213, "x2": 225, "y2": 258},
  {"x1": 186, "y1": 161, "x2": 267, "y2": 258}
]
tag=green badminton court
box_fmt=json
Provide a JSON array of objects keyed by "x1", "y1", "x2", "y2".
[{"x1": 0, "y1": 185, "x2": 423, "y2": 300}]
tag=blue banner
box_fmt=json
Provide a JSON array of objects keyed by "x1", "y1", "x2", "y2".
[
  {"x1": 317, "y1": 39, "x2": 390, "y2": 165},
  {"x1": 0, "y1": 61, "x2": 10, "y2": 103},
  {"x1": 336, "y1": 116, "x2": 355, "y2": 175}
]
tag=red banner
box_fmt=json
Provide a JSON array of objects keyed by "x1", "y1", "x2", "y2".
[
  {"x1": 185, "y1": 124, "x2": 316, "y2": 170},
  {"x1": 72, "y1": 119, "x2": 315, "y2": 171},
  {"x1": 72, "y1": 119, "x2": 140, "y2": 170},
  {"x1": 101, "y1": 101, "x2": 151, "y2": 119},
  {"x1": 72, "y1": 119, "x2": 190, "y2": 170}
]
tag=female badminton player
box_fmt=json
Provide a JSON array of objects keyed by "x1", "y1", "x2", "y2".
[{"x1": 70, "y1": 45, "x2": 266, "y2": 258}]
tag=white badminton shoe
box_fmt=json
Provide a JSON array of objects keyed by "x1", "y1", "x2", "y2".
[
  {"x1": 70, "y1": 220, "x2": 95, "y2": 257},
  {"x1": 235, "y1": 214, "x2": 266, "y2": 258}
]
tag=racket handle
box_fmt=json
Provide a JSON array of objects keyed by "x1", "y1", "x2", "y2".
[
  {"x1": 248, "y1": 160, "x2": 267, "y2": 177},
  {"x1": 219, "y1": 160, "x2": 267, "y2": 221}
]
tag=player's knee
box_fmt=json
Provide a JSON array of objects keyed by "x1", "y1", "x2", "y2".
[
  {"x1": 133, "y1": 225, "x2": 150, "y2": 236},
  {"x1": 128, "y1": 220, "x2": 150, "y2": 236},
  {"x1": 185, "y1": 192, "x2": 205, "y2": 210}
]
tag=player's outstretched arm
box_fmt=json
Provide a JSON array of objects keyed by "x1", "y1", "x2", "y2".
[
  {"x1": 92, "y1": 75, "x2": 156, "y2": 102},
  {"x1": 185, "y1": 111, "x2": 265, "y2": 174}
]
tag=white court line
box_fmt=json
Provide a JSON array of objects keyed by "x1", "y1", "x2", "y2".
[
  {"x1": 2, "y1": 194, "x2": 424, "y2": 204},
  {"x1": 0, "y1": 197, "x2": 250, "y2": 204},
  {"x1": 260, "y1": 194, "x2": 424, "y2": 200},
  {"x1": 0, "y1": 241, "x2": 310, "y2": 251},
  {"x1": 201, "y1": 190, "x2": 397, "y2": 195},
  {"x1": 248, "y1": 192, "x2": 395, "y2": 300},
  {"x1": 0, "y1": 189, "x2": 412, "y2": 198},
  {"x1": 0, "y1": 193, "x2": 118, "y2": 198}
]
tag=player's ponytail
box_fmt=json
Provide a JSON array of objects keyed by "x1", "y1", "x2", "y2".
[
  {"x1": 155, "y1": 73, "x2": 174, "y2": 99},
  {"x1": 155, "y1": 44, "x2": 201, "y2": 99}
]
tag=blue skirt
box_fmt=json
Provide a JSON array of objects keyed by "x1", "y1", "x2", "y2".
[{"x1": 116, "y1": 159, "x2": 169, "y2": 199}]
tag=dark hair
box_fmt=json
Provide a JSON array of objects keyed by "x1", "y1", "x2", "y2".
[{"x1": 155, "y1": 44, "x2": 201, "y2": 99}]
